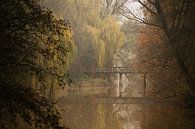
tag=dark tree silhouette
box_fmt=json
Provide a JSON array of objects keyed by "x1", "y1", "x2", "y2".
[
  {"x1": 0, "y1": 0, "x2": 72, "y2": 128},
  {"x1": 120, "y1": 0, "x2": 195, "y2": 93}
]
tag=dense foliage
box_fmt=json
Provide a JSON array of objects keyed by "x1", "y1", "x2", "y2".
[
  {"x1": 120, "y1": 0, "x2": 195, "y2": 94},
  {"x1": 42, "y1": 0, "x2": 125, "y2": 78},
  {"x1": 113, "y1": 0, "x2": 195, "y2": 100},
  {"x1": 0, "y1": 0, "x2": 74, "y2": 128}
]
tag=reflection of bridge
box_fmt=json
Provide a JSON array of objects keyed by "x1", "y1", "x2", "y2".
[
  {"x1": 60, "y1": 96, "x2": 181, "y2": 106},
  {"x1": 83, "y1": 67, "x2": 148, "y2": 97}
]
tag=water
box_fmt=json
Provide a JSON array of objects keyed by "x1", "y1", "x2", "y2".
[{"x1": 59, "y1": 96, "x2": 195, "y2": 129}]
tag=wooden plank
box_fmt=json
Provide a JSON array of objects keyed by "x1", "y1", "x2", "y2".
[{"x1": 83, "y1": 67, "x2": 150, "y2": 74}]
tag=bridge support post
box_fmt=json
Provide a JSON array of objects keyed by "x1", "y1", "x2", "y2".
[
  {"x1": 143, "y1": 73, "x2": 146, "y2": 97},
  {"x1": 119, "y1": 73, "x2": 123, "y2": 98}
]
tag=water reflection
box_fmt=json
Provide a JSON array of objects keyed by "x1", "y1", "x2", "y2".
[{"x1": 59, "y1": 98, "x2": 195, "y2": 129}]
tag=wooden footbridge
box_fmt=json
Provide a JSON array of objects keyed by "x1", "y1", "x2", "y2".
[
  {"x1": 83, "y1": 67, "x2": 148, "y2": 74},
  {"x1": 83, "y1": 67, "x2": 148, "y2": 97},
  {"x1": 58, "y1": 67, "x2": 181, "y2": 105},
  {"x1": 59, "y1": 67, "x2": 181, "y2": 106}
]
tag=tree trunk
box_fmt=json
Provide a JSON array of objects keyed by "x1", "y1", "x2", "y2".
[
  {"x1": 168, "y1": 39, "x2": 195, "y2": 93},
  {"x1": 155, "y1": 0, "x2": 195, "y2": 93}
]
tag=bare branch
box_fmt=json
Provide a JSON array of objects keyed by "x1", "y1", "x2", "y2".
[
  {"x1": 120, "y1": 6, "x2": 161, "y2": 27},
  {"x1": 155, "y1": 0, "x2": 170, "y2": 36},
  {"x1": 137, "y1": 0, "x2": 157, "y2": 15}
]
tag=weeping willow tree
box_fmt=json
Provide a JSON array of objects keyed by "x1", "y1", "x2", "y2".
[
  {"x1": 83, "y1": 17, "x2": 125, "y2": 67},
  {"x1": 42, "y1": 0, "x2": 125, "y2": 78},
  {"x1": 100, "y1": 17, "x2": 125, "y2": 67},
  {"x1": 82, "y1": 25, "x2": 104, "y2": 67}
]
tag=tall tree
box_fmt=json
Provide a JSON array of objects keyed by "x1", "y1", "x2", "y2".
[
  {"x1": 43, "y1": 0, "x2": 125, "y2": 78},
  {"x1": 0, "y1": 0, "x2": 74, "y2": 128},
  {"x1": 120, "y1": 0, "x2": 195, "y2": 92}
]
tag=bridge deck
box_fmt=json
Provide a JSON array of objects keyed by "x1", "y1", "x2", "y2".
[{"x1": 83, "y1": 67, "x2": 148, "y2": 74}]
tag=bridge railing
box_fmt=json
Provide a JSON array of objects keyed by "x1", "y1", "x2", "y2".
[{"x1": 83, "y1": 67, "x2": 150, "y2": 74}]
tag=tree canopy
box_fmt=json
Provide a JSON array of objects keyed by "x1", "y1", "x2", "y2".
[
  {"x1": 0, "y1": 0, "x2": 74, "y2": 128},
  {"x1": 42, "y1": 0, "x2": 125, "y2": 78}
]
